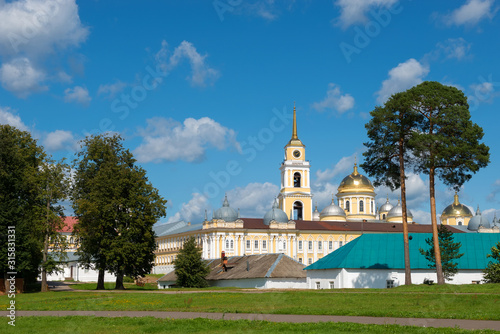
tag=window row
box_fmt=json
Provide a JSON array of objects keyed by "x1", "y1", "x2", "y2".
[{"x1": 297, "y1": 240, "x2": 344, "y2": 251}]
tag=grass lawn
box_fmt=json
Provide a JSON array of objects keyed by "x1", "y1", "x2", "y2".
[
  {"x1": 1, "y1": 284, "x2": 499, "y2": 320},
  {"x1": 4, "y1": 316, "x2": 497, "y2": 334}
]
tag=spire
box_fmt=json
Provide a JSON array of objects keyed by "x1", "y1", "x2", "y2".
[
  {"x1": 286, "y1": 103, "x2": 304, "y2": 147},
  {"x1": 331, "y1": 194, "x2": 335, "y2": 204},
  {"x1": 223, "y1": 193, "x2": 229, "y2": 207},
  {"x1": 476, "y1": 205, "x2": 481, "y2": 216},
  {"x1": 292, "y1": 102, "x2": 298, "y2": 140},
  {"x1": 353, "y1": 160, "x2": 359, "y2": 176},
  {"x1": 204, "y1": 209, "x2": 208, "y2": 221},
  {"x1": 453, "y1": 191, "x2": 460, "y2": 206}
]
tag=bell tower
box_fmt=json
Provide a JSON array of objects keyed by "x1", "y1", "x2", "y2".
[{"x1": 278, "y1": 104, "x2": 312, "y2": 221}]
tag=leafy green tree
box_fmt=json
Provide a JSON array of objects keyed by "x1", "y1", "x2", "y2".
[
  {"x1": 174, "y1": 236, "x2": 209, "y2": 288},
  {"x1": 484, "y1": 242, "x2": 500, "y2": 283},
  {"x1": 72, "y1": 134, "x2": 166, "y2": 290},
  {"x1": 38, "y1": 159, "x2": 71, "y2": 292},
  {"x1": 419, "y1": 224, "x2": 464, "y2": 281},
  {"x1": 362, "y1": 92, "x2": 422, "y2": 285},
  {"x1": 408, "y1": 81, "x2": 490, "y2": 284},
  {"x1": 0, "y1": 125, "x2": 46, "y2": 287}
]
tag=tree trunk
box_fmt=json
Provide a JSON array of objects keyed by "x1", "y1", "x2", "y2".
[
  {"x1": 41, "y1": 197, "x2": 50, "y2": 293},
  {"x1": 399, "y1": 138, "x2": 412, "y2": 285},
  {"x1": 429, "y1": 167, "x2": 445, "y2": 284},
  {"x1": 96, "y1": 269, "x2": 105, "y2": 290},
  {"x1": 115, "y1": 271, "x2": 125, "y2": 290}
]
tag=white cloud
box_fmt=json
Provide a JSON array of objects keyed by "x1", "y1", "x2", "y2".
[
  {"x1": 0, "y1": 0, "x2": 88, "y2": 57},
  {"x1": 412, "y1": 209, "x2": 431, "y2": 225},
  {"x1": 374, "y1": 173, "x2": 429, "y2": 209},
  {"x1": 64, "y1": 86, "x2": 91, "y2": 106},
  {"x1": 0, "y1": 0, "x2": 88, "y2": 97},
  {"x1": 482, "y1": 208, "x2": 499, "y2": 222},
  {"x1": 156, "y1": 40, "x2": 219, "y2": 87},
  {"x1": 436, "y1": 38, "x2": 472, "y2": 60},
  {"x1": 335, "y1": 0, "x2": 399, "y2": 29},
  {"x1": 315, "y1": 154, "x2": 356, "y2": 185},
  {"x1": 312, "y1": 182, "x2": 341, "y2": 212},
  {"x1": 312, "y1": 83, "x2": 355, "y2": 114},
  {"x1": 0, "y1": 106, "x2": 28, "y2": 131},
  {"x1": 227, "y1": 182, "x2": 280, "y2": 218},
  {"x1": 134, "y1": 117, "x2": 240, "y2": 163},
  {"x1": 488, "y1": 179, "x2": 500, "y2": 203},
  {"x1": 97, "y1": 80, "x2": 127, "y2": 99},
  {"x1": 444, "y1": 0, "x2": 497, "y2": 26},
  {"x1": 43, "y1": 129, "x2": 78, "y2": 152},
  {"x1": 167, "y1": 193, "x2": 210, "y2": 224},
  {"x1": 0, "y1": 57, "x2": 47, "y2": 97},
  {"x1": 375, "y1": 58, "x2": 429, "y2": 104}
]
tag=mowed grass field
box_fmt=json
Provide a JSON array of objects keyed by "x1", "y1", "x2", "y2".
[
  {"x1": 1, "y1": 284, "x2": 499, "y2": 320},
  {"x1": 3, "y1": 316, "x2": 498, "y2": 334}
]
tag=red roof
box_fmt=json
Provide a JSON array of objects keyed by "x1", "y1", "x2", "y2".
[{"x1": 58, "y1": 216, "x2": 78, "y2": 233}]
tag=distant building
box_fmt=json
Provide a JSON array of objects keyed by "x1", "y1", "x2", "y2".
[{"x1": 305, "y1": 233, "x2": 500, "y2": 289}]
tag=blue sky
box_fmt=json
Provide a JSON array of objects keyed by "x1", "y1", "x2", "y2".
[{"x1": 1, "y1": 0, "x2": 499, "y2": 225}]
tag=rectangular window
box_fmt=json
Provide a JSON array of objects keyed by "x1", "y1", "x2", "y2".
[
  {"x1": 298, "y1": 258, "x2": 303, "y2": 263},
  {"x1": 329, "y1": 281, "x2": 335, "y2": 289},
  {"x1": 329, "y1": 241, "x2": 333, "y2": 250},
  {"x1": 246, "y1": 240, "x2": 251, "y2": 249},
  {"x1": 308, "y1": 258, "x2": 313, "y2": 265},
  {"x1": 283, "y1": 241, "x2": 286, "y2": 250},
  {"x1": 298, "y1": 240, "x2": 303, "y2": 251},
  {"x1": 308, "y1": 241, "x2": 313, "y2": 251},
  {"x1": 339, "y1": 241, "x2": 343, "y2": 247},
  {"x1": 254, "y1": 240, "x2": 259, "y2": 250},
  {"x1": 262, "y1": 240, "x2": 267, "y2": 249},
  {"x1": 318, "y1": 241, "x2": 322, "y2": 250},
  {"x1": 386, "y1": 280, "x2": 394, "y2": 289},
  {"x1": 315, "y1": 282, "x2": 320, "y2": 289}
]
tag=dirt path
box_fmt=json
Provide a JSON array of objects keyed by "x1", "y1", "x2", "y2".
[{"x1": 2, "y1": 310, "x2": 499, "y2": 330}]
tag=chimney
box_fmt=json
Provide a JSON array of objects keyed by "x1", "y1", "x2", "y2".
[
  {"x1": 246, "y1": 260, "x2": 249, "y2": 271},
  {"x1": 221, "y1": 251, "x2": 227, "y2": 271}
]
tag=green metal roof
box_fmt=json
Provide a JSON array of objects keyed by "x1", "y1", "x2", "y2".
[{"x1": 305, "y1": 233, "x2": 500, "y2": 271}]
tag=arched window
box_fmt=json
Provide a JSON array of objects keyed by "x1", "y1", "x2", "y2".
[
  {"x1": 382, "y1": 214, "x2": 386, "y2": 220},
  {"x1": 360, "y1": 200, "x2": 364, "y2": 212},
  {"x1": 226, "y1": 239, "x2": 229, "y2": 249},
  {"x1": 294, "y1": 172, "x2": 301, "y2": 187},
  {"x1": 458, "y1": 221, "x2": 463, "y2": 226},
  {"x1": 293, "y1": 201, "x2": 303, "y2": 220},
  {"x1": 345, "y1": 200, "x2": 350, "y2": 212},
  {"x1": 371, "y1": 201, "x2": 374, "y2": 213},
  {"x1": 230, "y1": 240, "x2": 234, "y2": 249}
]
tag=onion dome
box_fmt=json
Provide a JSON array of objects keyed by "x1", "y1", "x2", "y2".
[
  {"x1": 338, "y1": 163, "x2": 374, "y2": 191},
  {"x1": 387, "y1": 200, "x2": 413, "y2": 219},
  {"x1": 312, "y1": 204, "x2": 320, "y2": 221},
  {"x1": 468, "y1": 206, "x2": 491, "y2": 231},
  {"x1": 213, "y1": 194, "x2": 238, "y2": 222},
  {"x1": 379, "y1": 197, "x2": 394, "y2": 213},
  {"x1": 441, "y1": 192, "x2": 473, "y2": 218},
  {"x1": 263, "y1": 199, "x2": 289, "y2": 225},
  {"x1": 320, "y1": 198, "x2": 346, "y2": 218}
]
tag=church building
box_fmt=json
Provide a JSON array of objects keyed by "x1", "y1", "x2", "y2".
[{"x1": 152, "y1": 105, "x2": 493, "y2": 273}]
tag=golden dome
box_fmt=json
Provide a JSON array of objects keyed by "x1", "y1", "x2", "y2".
[
  {"x1": 338, "y1": 163, "x2": 374, "y2": 191},
  {"x1": 441, "y1": 193, "x2": 473, "y2": 218}
]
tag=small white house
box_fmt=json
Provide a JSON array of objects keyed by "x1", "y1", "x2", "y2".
[
  {"x1": 305, "y1": 233, "x2": 500, "y2": 289},
  {"x1": 158, "y1": 253, "x2": 307, "y2": 289}
]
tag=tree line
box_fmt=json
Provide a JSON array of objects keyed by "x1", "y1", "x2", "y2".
[{"x1": 0, "y1": 128, "x2": 166, "y2": 290}]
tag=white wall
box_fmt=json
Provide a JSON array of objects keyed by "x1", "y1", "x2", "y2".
[
  {"x1": 45, "y1": 262, "x2": 117, "y2": 282},
  {"x1": 153, "y1": 265, "x2": 175, "y2": 274},
  {"x1": 307, "y1": 268, "x2": 486, "y2": 289}
]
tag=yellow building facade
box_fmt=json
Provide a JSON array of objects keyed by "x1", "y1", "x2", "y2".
[{"x1": 152, "y1": 105, "x2": 470, "y2": 272}]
